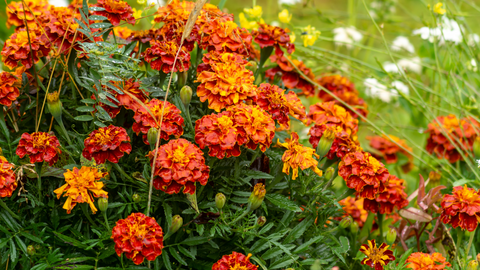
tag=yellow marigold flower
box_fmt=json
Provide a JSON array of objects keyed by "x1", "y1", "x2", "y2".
[
  {"x1": 301, "y1": 25, "x2": 320, "y2": 47},
  {"x1": 244, "y1": 5, "x2": 262, "y2": 20},
  {"x1": 360, "y1": 240, "x2": 395, "y2": 269},
  {"x1": 433, "y1": 3, "x2": 446, "y2": 15},
  {"x1": 239, "y1": 12, "x2": 258, "y2": 30},
  {"x1": 278, "y1": 9, "x2": 292, "y2": 24},
  {"x1": 278, "y1": 132, "x2": 323, "y2": 180},
  {"x1": 54, "y1": 167, "x2": 108, "y2": 214}
]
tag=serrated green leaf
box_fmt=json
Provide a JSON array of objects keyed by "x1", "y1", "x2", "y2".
[
  {"x1": 262, "y1": 247, "x2": 283, "y2": 260},
  {"x1": 338, "y1": 236, "x2": 349, "y2": 254},
  {"x1": 181, "y1": 236, "x2": 209, "y2": 246},
  {"x1": 178, "y1": 245, "x2": 195, "y2": 260},
  {"x1": 81, "y1": 98, "x2": 97, "y2": 104},
  {"x1": 10, "y1": 239, "x2": 17, "y2": 262},
  {"x1": 53, "y1": 231, "x2": 89, "y2": 249},
  {"x1": 169, "y1": 247, "x2": 187, "y2": 266},
  {"x1": 293, "y1": 235, "x2": 323, "y2": 254},
  {"x1": 283, "y1": 216, "x2": 313, "y2": 244},
  {"x1": 74, "y1": 115, "x2": 94, "y2": 121},
  {"x1": 244, "y1": 170, "x2": 274, "y2": 180},
  {"x1": 266, "y1": 194, "x2": 302, "y2": 212},
  {"x1": 14, "y1": 235, "x2": 27, "y2": 255},
  {"x1": 259, "y1": 223, "x2": 274, "y2": 234},
  {"x1": 269, "y1": 256, "x2": 294, "y2": 269},
  {"x1": 162, "y1": 249, "x2": 173, "y2": 270}
]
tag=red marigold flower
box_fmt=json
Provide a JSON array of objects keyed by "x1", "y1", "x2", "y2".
[
  {"x1": 148, "y1": 139, "x2": 209, "y2": 194},
  {"x1": 195, "y1": 111, "x2": 243, "y2": 159},
  {"x1": 212, "y1": 252, "x2": 258, "y2": 270},
  {"x1": 338, "y1": 151, "x2": 390, "y2": 200},
  {"x1": 307, "y1": 101, "x2": 359, "y2": 133},
  {"x1": 92, "y1": 0, "x2": 135, "y2": 26},
  {"x1": 426, "y1": 114, "x2": 477, "y2": 163},
  {"x1": 277, "y1": 132, "x2": 323, "y2": 180},
  {"x1": 226, "y1": 104, "x2": 276, "y2": 152},
  {"x1": 83, "y1": 125, "x2": 132, "y2": 164},
  {"x1": 440, "y1": 185, "x2": 480, "y2": 232},
  {"x1": 128, "y1": 29, "x2": 159, "y2": 44},
  {"x1": 0, "y1": 156, "x2": 17, "y2": 198},
  {"x1": 367, "y1": 134, "x2": 413, "y2": 172},
  {"x1": 196, "y1": 52, "x2": 257, "y2": 112},
  {"x1": 200, "y1": 19, "x2": 253, "y2": 57},
  {"x1": 309, "y1": 125, "x2": 360, "y2": 159},
  {"x1": 6, "y1": 0, "x2": 49, "y2": 28},
  {"x1": 405, "y1": 252, "x2": 451, "y2": 270},
  {"x1": 132, "y1": 99, "x2": 184, "y2": 145},
  {"x1": 317, "y1": 75, "x2": 368, "y2": 118},
  {"x1": 252, "y1": 23, "x2": 295, "y2": 56},
  {"x1": 1, "y1": 28, "x2": 51, "y2": 69},
  {"x1": 360, "y1": 239, "x2": 395, "y2": 270},
  {"x1": 363, "y1": 175, "x2": 409, "y2": 214},
  {"x1": 111, "y1": 212, "x2": 164, "y2": 265},
  {"x1": 16, "y1": 132, "x2": 61, "y2": 165},
  {"x1": 265, "y1": 55, "x2": 316, "y2": 97},
  {"x1": 54, "y1": 166, "x2": 108, "y2": 214},
  {"x1": 337, "y1": 196, "x2": 368, "y2": 227},
  {"x1": 285, "y1": 91, "x2": 307, "y2": 124},
  {"x1": 144, "y1": 40, "x2": 191, "y2": 73},
  {"x1": 0, "y1": 71, "x2": 21, "y2": 106}
]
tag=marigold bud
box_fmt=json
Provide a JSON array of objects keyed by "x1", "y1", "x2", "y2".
[
  {"x1": 324, "y1": 167, "x2": 335, "y2": 181},
  {"x1": 386, "y1": 228, "x2": 397, "y2": 244},
  {"x1": 316, "y1": 128, "x2": 335, "y2": 158},
  {"x1": 147, "y1": 127, "x2": 159, "y2": 146},
  {"x1": 180, "y1": 85, "x2": 192, "y2": 107},
  {"x1": 246, "y1": 61, "x2": 258, "y2": 73},
  {"x1": 169, "y1": 215, "x2": 183, "y2": 234},
  {"x1": 47, "y1": 91, "x2": 63, "y2": 120},
  {"x1": 473, "y1": 137, "x2": 480, "y2": 159},
  {"x1": 215, "y1": 193, "x2": 226, "y2": 209},
  {"x1": 350, "y1": 221, "x2": 359, "y2": 234},
  {"x1": 248, "y1": 183, "x2": 266, "y2": 211},
  {"x1": 132, "y1": 193, "x2": 141, "y2": 203},
  {"x1": 98, "y1": 197, "x2": 108, "y2": 212},
  {"x1": 27, "y1": 245, "x2": 35, "y2": 256},
  {"x1": 339, "y1": 216, "x2": 352, "y2": 229},
  {"x1": 178, "y1": 71, "x2": 188, "y2": 88},
  {"x1": 257, "y1": 216, "x2": 266, "y2": 227},
  {"x1": 468, "y1": 260, "x2": 478, "y2": 270}
]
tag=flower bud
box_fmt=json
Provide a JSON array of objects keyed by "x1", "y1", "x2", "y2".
[
  {"x1": 350, "y1": 221, "x2": 359, "y2": 234},
  {"x1": 47, "y1": 91, "x2": 63, "y2": 120},
  {"x1": 169, "y1": 215, "x2": 183, "y2": 234},
  {"x1": 386, "y1": 228, "x2": 397, "y2": 245},
  {"x1": 147, "y1": 127, "x2": 158, "y2": 146},
  {"x1": 132, "y1": 193, "x2": 141, "y2": 203},
  {"x1": 474, "y1": 137, "x2": 480, "y2": 159},
  {"x1": 215, "y1": 193, "x2": 226, "y2": 209},
  {"x1": 98, "y1": 197, "x2": 108, "y2": 212},
  {"x1": 339, "y1": 216, "x2": 352, "y2": 229},
  {"x1": 257, "y1": 216, "x2": 266, "y2": 227},
  {"x1": 27, "y1": 245, "x2": 35, "y2": 256},
  {"x1": 246, "y1": 61, "x2": 258, "y2": 73},
  {"x1": 324, "y1": 167, "x2": 335, "y2": 181},
  {"x1": 468, "y1": 260, "x2": 478, "y2": 270},
  {"x1": 177, "y1": 71, "x2": 188, "y2": 88},
  {"x1": 180, "y1": 85, "x2": 192, "y2": 107},
  {"x1": 248, "y1": 183, "x2": 266, "y2": 211},
  {"x1": 316, "y1": 127, "x2": 336, "y2": 158}
]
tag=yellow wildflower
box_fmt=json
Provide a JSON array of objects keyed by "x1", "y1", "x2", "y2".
[
  {"x1": 433, "y1": 3, "x2": 446, "y2": 14},
  {"x1": 239, "y1": 12, "x2": 257, "y2": 30},
  {"x1": 244, "y1": 5, "x2": 262, "y2": 20},
  {"x1": 301, "y1": 25, "x2": 320, "y2": 47},
  {"x1": 132, "y1": 8, "x2": 142, "y2": 20},
  {"x1": 278, "y1": 9, "x2": 292, "y2": 23}
]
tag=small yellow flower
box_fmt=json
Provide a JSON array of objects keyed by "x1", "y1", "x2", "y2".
[
  {"x1": 132, "y1": 8, "x2": 143, "y2": 20},
  {"x1": 244, "y1": 5, "x2": 262, "y2": 20},
  {"x1": 239, "y1": 12, "x2": 257, "y2": 30},
  {"x1": 290, "y1": 31, "x2": 296, "y2": 43},
  {"x1": 137, "y1": 0, "x2": 146, "y2": 4},
  {"x1": 278, "y1": 9, "x2": 292, "y2": 23},
  {"x1": 301, "y1": 25, "x2": 320, "y2": 47},
  {"x1": 433, "y1": 2, "x2": 446, "y2": 14}
]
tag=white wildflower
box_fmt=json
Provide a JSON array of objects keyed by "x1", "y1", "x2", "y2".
[
  {"x1": 413, "y1": 16, "x2": 463, "y2": 45},
  {"x1": 333, "y1": 26, "x2": 363, "y2": 49},
  {"x1": 391, "y1": 36, "x2": 414, "y2": 53},
  {"x1": 383, "y1": 57, "x2": 421, "y2": 74},
  {"x1": 391, "y1": 81, "x2": 409, "y2": 95},
  {"x1": 468, "y1": 58, "x2": 477, "y2": 72},
  {"x1": 48, "y1": 0, "x2": 69, "y2": 7},
  {"x1": 278, "y1": 0, "x2": 301, "y2": 5},
  {"x1": 148, "y1": 0, "x2": 165, "y2": 6},
  {"x1": 364, "y1": 78, "x2": 396, "y2": 102},
  {"x1": 468, "y1": 34, "x2": 479, "y2": 47},
  {"x1": 383, "y1": 62, "x2": 400, "y2": 73}
]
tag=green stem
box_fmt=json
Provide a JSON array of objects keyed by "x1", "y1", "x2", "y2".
[
  {"x1": 184, "y1": 104, "x2": 195, "y2": 133},
  {"x1": 0, "y1": 109, "x2": 11, "y2": 142},
  {"x1": 456, "y1": 229, "x2": 464, "y2": 257},
  {"x1": 464, "y1": 228, "x2": 476, "y2": 265},
  {"x1": 348, "y1": 0, "x2": 356, "y2": 26},
  {"x1": 322, "y1": 171, "x2": 338, "y2": 192},
  {"x1": 112, "y1": 163, "x2": 134, "y2": 182},
  {"x1": 229, "y1": 209, "x2": 250, "y2": 225},
  {"x1": 56, "y1": 118, "x2": 72, "y2": 145},
  {"x1": 0, "y1": 199, "x2": 20, "y2": 220},
  {"x1": 266, "y1": 165, "x2": 284, "y2": 192},
  {"x1": 81, "y1": 203, "x2": 98, "y2": 227},
  {"x1": 337, "y1": 188, "x2": 355, "y2": 202},
  {"x1": 377, "y1": 212, "x2": 384, "y2": 243},
  {"x1": 103, "y1": 211, "x2": 110, "y2": 232},
  {"x1": 35, "y1": 162, "x2": 43, "y2": 203}
]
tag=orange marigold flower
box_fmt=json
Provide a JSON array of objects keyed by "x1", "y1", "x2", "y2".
[
  {"x1": 285, "y1": 91, "x2": 307, "y2": 123},
  {"x1": 226, "y1": 104, "x2": 276, "y2": 152},
  {"x1": 113, "y1": 26, "x2": 134, "y2": 40},
  {"x1": 265, "y1": 55, "x2": 316, "y2": 97},
  {"x1": 1, "y1": 28, "x2": 51, "y2": 69},
  {"x1": 200, "y1": 20, "x2": 253, "y2": 57},
  {"x1": 338, "y1": 151, "x2": 390, "y2": 200},
  {"x1": 153, "y1": 0, "x2": 194, "y2": 24},
  {"x1": 111, "y1": 212, "x2": 164, "y2": 265},
  {"x1": 317, "y1": 75, "x2": 368, "y2": 118},
  {"x1": 196, "y1": 52, "x2": 257, "y2": 112},
  {"x1": 53, "y1": 166, "x2": 108, "y2": 214},
  {"x1": 368, "y1": 134, "x2": 413, "y2": 172},
  {"x1": 277, "y1": 132, "x2": 323, "y2": 180},
  {"x1": 307, "y1": 101, "x2": 359, "y2": 134},
  {"x1": 6, "y1": 0, "x2": 49, "y2": 28},
  {"x1": 144, "y1": 40, "x2": 191, "y2": 73},
  {"x1": 360, "y1": 239, "x2": 395, "y2": 270},
  {"x1": 0, "y1": 156, "x2": 17, "y2": 198},
  {"x1": 83, "y1": 125, "x2": 132, "y2": 164},
  {"x1": 92, "y1": 0, "x2": 135, "y2": 26},
  {"x1": 212, "y1": 252, "x2": 258, "y2": 270},
  {"x1": 129, "y1": 29, "x2": 159, "y2": 44},
  {"x1": 426, "y1": 114, "x2": 477, "y2": 163},
  {"x1": 440, "y1": 185, "x2": 480, "y2": 232},
  {"x1": 363, "y1": 175, "x2": 409, "y2": 214},
  {"x1": 337, "y1": 196, "x2": 368, "y2": 227},
  {"x1": 405, "y1": 252, "x2": 451, "y2": 270},
  {"x1": 252, "y1": 23, "x2": 295, "y2": 56},
  {"x1": 195, "y1": 111, "x2": 244, "y2": 159},
  {"x1": 132, "y1": 99, "x2": 184, "y2": 145},
  {"x1": 16, "y1": 132, "x2": 61, "y2": 165},
  {"x1": 148, "y1": 139, "x2": 209, "y2": 195},
  {"x1": 0, "y1": 71, "x2": 21, "y2": 106},
  {"x1": 309, "y1": 125, "x2": 360, "y2": 159}
]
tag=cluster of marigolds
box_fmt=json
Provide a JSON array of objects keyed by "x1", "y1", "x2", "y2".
[{"x1": 0, "y1": 0, "x2": 480, "y2": 268}]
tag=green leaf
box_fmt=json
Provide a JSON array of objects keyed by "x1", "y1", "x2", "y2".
[
  {"x1": 169, "y1": 247, "x2": 187, "y2": 266},
  {"x1": 452, "y1": 179, "x2": 473, "y2": 187},
  {"x1": 244, "y1": 170, "x2": 274, "y2": 180},
  {"x1": 259, "y1": 223, "x2": 275, "y2": 234},
  {"x1": 53, "y1": 231, "x2": 89, "y2": 249},
  {"x1": 283, "y1": 216, "x2": 313, "y2": 244},
  {"x1": 90, "y1": 22, "x2": 112, "y2": 29},
  {"x1": 269, "y1": 256, "x2": 294, "y2": 269},
  {"x1": 9, "y1": 239, "x2": 17, "y2": 262},
  {"x1": 266, "y1": 194, "x2": 302, "y2": 212},
  {"x1": 178, "y1": 245, "x2": 195, "y2": 260},
  {"x1": 262, "y1": 247, "x2": 283, "y2": 260},
  {"x1": 164, "y1": 203, "x2": 172, "y2": 228},
  {"x1": 162, "y1": 249, "x2": 173, "y2": 270},
  {"x1": 88, "y1": 15, "x2": 107, "y2": 20},
  {"x1": 81, "y1": 98, "x2": 97, "y2": 104},
  {"x1": 74, "y1": 115, "x2": 94, "y2": 121},
  {"x1": 293, "y1": 235, "x2": 323, "y2": 254},
  {"x1": 76, "y1": 106, "x2": 95, "y2": 112},
  {"x1": 338, "y1": 236, "x2": 350, "y2": 254},
  {"x1": 181, "y1": 236, "x2": 209, "y2": 246},
  {"x1": 14, "y1": 235, "x2": 27, "y2": 255}
]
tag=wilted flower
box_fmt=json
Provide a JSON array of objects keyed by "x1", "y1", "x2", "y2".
[
  {"x1": 1, "y1": 29, "x2": 51, "y2": 69},
  {"x1": 338, "y1": 196, "x2": 368, "y2": 227},
  {"x1": 277, "y1": 132, "x2": 323, "y2": 180},
  {"x1": 0, "y1": 71, "x2": 21, "y2": 106},
  {"x1": 333, "y1": 27, "x2": 363, "y2": 49},
  {"x1": 6, "y1": 0, "x2": 49, "y2": 28},
  {"x1": 248, "y1": 183, "x2": 266, "y2": 211},
  {"x1": 367, "y1": 134, "x2": 413, "y2": 172},
  {"x1": 54, "y1": 166, "x2": 108, "y2": 214},
  {"x1": 363, "y1": 175, "x2": 409, "y2": 214},
  {"x1": 92, "y1": 0, "x2": 136, "y2": 26},
  {"x1": 144, "y1": 40, "x2": 191, "y2": 73},
  {"x1": 212, "y1": 252, "x2": 258, "y2": 270},
  {"x1": 111, "y1": 213, "x2": 164, "y2": 265},
  {"x1": 148, "y1": 139, "x2": 209, "y2": 194},
  {"x1": 266, "y1": 55, "x2": 316, "y2": 96},
  {"x1": 16, "y1": 132, "x2": 61, "y2": 165},
  {"x1": 132, "y1": 99, "x2": 184, "y2": 145},
  {"x1": 391, "y1": 36, "x2": 415, "y2": 53},
  {"x1": 252, "y1": 23, "x2": 295, "y2": 56},
  {"x1": 301, "y1": 25, "x2": 320, "y2": 47},
  {"x1": 440, "y1": 185, "x2": 480, "y2": 232},
  {"x1": 278, "y1": 9, "x2": 292, "y2": 23},
  {"x1": 405, "y1": 252, "x2": 451, "y2": 269},
  {"x1": 360, "y1": 240, "x2": 395, "y2": 269},
  {"x1": 0, "y1": 156, "x2": 17, "y2": 198},
  {"x1": 83, "y1": 125, "x2": 132, "y2": 164}
]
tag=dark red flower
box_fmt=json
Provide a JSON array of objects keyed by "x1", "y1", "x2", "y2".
[
  {"x1": 144, "y1": 40, "x2": 191, "y2": 73},
  {"x1": 360, "y1": 239, "x2": 395, "y2": 270},
  {"x1": 0, "y1": 156, "x2": 17, "y2": 198},
  {"x1": 92, "y1": 0, "x2": 135, "y2": 26},
  {"x1": 212, "y1": 252, "x2": 258, "y2": 270},
  {"x1": 440, "y1": 185, "x2": 480, "y2": 232},
  {"x1": 83, "y1": 125, "x2": 132, "y2": 164},
  {"x1": 16, "y1": 132, "x2": 61, "y2": 165},
  {"x1": 0, "y1": 71, "x2": 21, "y2": 106},
  {"x1": 363, "y1": 175, "x2": 409, "y2": 214},
  {"x1": 1, "y1": 28, "x2": 51, "y2": 69},
  {"x1": 252, "y1": 23, "x2": 295, "y2": 56}
]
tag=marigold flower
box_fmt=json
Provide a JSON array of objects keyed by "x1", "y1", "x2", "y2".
[
  {"x1": 83, "y1": 125, "x2": 131, "y2": 164},
  {"x1": 148, "y1": 139, "x2": 209, "y2": 194},
  {"x1": 129, "y1": 29, "x2": 160, "y2": 44},
  {"x1": 0, "y1": 71, "x2": 21, "y2": 106},
  {"x1": 16, "y1": 132, "x2": 61, "y2": 165},
  {"x1": 113, "y1": 26, "x2": 134, "y2": 40},
  {"x1": 360, "y1": 240, "x2": 395, "y2": 270},
  {"x1": 440, "y1": 185, "x2": 480, "y2": 232},
  {"x1": 111, "y1": 212, "x2": 164, "y2": 265},
  {"x1": 196, "y1": 52, "x2": 257, "y2": 112},
  {"x1": 338, "y1": 151, "x2": 390, "y2": 200},
  {"x1": 317, "y1": 75, "x2": 368, "y2": 118},
  {"x1": 0, "y1": 156, "x2": 17, "y2": 198},
  {"x1": 405, "y1": 252, "x2": 451, "y2": 269},
  {"x1": 212, "y1": 252, "x2": 258, "y2": 270},
  {"x1": 92, "y1": 0, "x2": 135, "y2": 26},
  {"x1": 426, "y1": 114, "x2": 477, "y2": 163},
  {"x1": 153, "y1": 0, "x2": 194, "y2": 24},
  {"x1": 309, "y1": 125, "x2": 360, "y2": 159},
  {"x1": 368, "y1": 134, "x2": 413, "y2": 172},
  {"x1": 363, "y1": 175, "x2": 409, "y2": 214},
  {"x1": 200, "y1": 19, "x2": 253, "y2": 57},
  {"x1": 252, "y1": 23, "x2": 295, "y2": 56},
  {"x1": 277, "y1": 132, "x2": 323, "y2": 180},
  {"x1": 132, "y1": 99, "x2": 184, "y2": 145},
  {"x1": 1, "y1": 29, "x2": 51, "y2": 69},
  {"x1": 226, "y1": 104, "x2": 275, "y2": 152},
  {"x1": 195, "y1": 111, "x2": 243, "y2": 159},
  {"x1": 285, "y1": 91, "x2": 307, "y2": 123},
  {"x1": 307, "y1": 101, "x2": 359, "y2": 135},
  {"x1": 337, "y1": 196, "x2": 368, "y2": 227},
  {"x1": 6, "y1": 0, "x2": 49, "y2": 28},
  {"x1": 144, "y1": 40, "x2": 191, "y2": 73},
  {"x1": 54, "y1": 166, "x2": 108, "y2": 214},
  {"x1": 265, "y1": 55, "x2": 316, "y2": 96}
]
